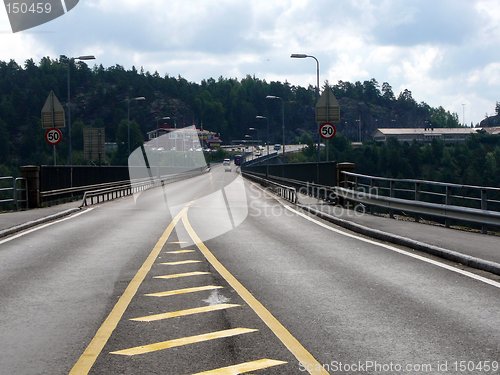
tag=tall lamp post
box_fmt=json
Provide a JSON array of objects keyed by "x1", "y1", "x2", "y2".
[
  {"x1": 126, "y1": 96, "x2": 146, "y2": 155},
  {"x1": 255, "y1": 115, "x2": 269, "y2": 156},
  {"x1": 154, "y1": 116, "x2": 170, "y2": 149},
  {"x1": 66, "y1": 54, "x2": 95, "y2": 165},
  {"x1": 266, "y1": 95, "x2": 285, "y2": 155},
  {"x1": 156, "y1": 116, "x2": 170, "y2": 134},
  {"x1": 248, "y1": 127, "x2": 256, "y2": 157},
  {"x1": 291, "y1": 53, "x2": 320, "y2": 161},
  {"x1": 256, "y1": 115, "x2": 269, "y2": 178},
  {"x1": 244, "y1": 134, "x2": 252, "y2": 159}
]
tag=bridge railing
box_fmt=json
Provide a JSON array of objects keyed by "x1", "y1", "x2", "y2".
[
  {"x1": 80, "y1": 167, "x2": 209, "y2": 207},
  {"x1": 80, "y1": 179, "x2": 157, "y2": 207},
  {"x1": 242, "y1": 168, "x2": 500, "y2": 232},
  {"x1": 338, "y1": 171, "x2": 500, "y2": 232},
  {"x1": 242, "y1": 171, "x2": 297, "y2": 204},
  {"x1": 42, "y1": 179, "x2": 132, "y2": 203},
  {"x1": 0, "y1": 177, "x2": 28, "y2": 211}
]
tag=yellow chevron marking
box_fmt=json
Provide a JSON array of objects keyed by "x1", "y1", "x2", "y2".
[
  {"x1": 130, "y1": 304, "x2": 240, "y2": 322},
  {"x1": 110, "y1": 328, "x2": 257, "y2": 356},
  {"x1": 192, "y1": 358, "x2": 287, "y2": 374}
]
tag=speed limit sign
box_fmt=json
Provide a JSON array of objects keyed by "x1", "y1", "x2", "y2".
[
  {"x1": 319, "y1": 122, "x2": 336, "y2": 139},
  {"x1": 45, "y1": 128, "x2": 63, "y2": 145}
]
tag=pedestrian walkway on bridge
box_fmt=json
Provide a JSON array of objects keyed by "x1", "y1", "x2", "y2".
[{"x1": 296, "y1": 193, "x2": 500, "y2": 276}]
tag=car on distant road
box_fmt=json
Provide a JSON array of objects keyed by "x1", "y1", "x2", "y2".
[
  {"x1": 223, "y1": 158, "x2": 231, "y2": 172},
  {"x1": 274, "y1": 144, "x2": 281, "y2": 151},
  {"x1": 234, "y1": 154, "x2": 245, "y2": 166}
]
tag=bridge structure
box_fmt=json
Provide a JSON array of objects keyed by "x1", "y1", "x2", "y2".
[{"x1": 0, "y1": 153, "x2": 499, "y2": 375}]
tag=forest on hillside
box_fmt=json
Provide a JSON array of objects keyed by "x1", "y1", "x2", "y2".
[
  {"x1": 291, "y1": 132, "x2": 500, "y2": 187},
  {"x1": 0, "y1": 57, "x2": 466, "y2": 175}
]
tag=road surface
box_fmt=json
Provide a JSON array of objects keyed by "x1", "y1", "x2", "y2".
[{"x1": 0, "y1": 164, "x2": 499, "y2": 374}]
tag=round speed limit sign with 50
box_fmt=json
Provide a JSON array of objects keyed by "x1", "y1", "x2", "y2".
[
  {"x1": 319, "y1": 122, "x2": 336, "y2": 139},
  {"x1": 45, "y1": 128, "x2": 63, "y2": 145}
]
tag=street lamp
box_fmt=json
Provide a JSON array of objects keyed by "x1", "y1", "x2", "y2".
[
  {"x1": 247, "y1": 128, "x2": 256, "y2": 159},
  {"x1": 126, "y1": 96, "x2": 146, "y2": 155},
  {"x1": 256, "y1": 115, "x2": 269, "y2": 156},
  {"x1": 256, "y1": 115, "x2": 270, "y2": 178},
  {"x1": 356, "y1": 118, "x2": 361, "y2": 143},
  {"x1": 266, "y1": 95, "x2": 285, "y2": 155},
  {"x1": 66, "y1": 54, "x2": 95, "y2": 165},
  {"x1": 291, "y1": 53, "x2": 320, "y2": 161},
  {"x1": 164, "y1": 116, "x2": 177, "y2": 129},
  {"x1": 156, "y1": 116, "x2": 170, "y2": 133}
]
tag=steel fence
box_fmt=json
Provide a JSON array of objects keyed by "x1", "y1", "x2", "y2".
[
  {"x1": 0, "y1": 176, "x2": 28, "y2": 211},
  {"x1": 80, "y1": 167, "x2": 209, "y2": 207},
  {"x1": 242, "y1": 169, "x2": 500, "y2": 232},
  {"x1": 338, "y1": 171, "x2": 500, "y2": 231}
]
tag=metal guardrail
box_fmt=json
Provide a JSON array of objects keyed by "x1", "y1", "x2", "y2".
[
  {"x1": 80, "y1": 167, "x2": 209, "y2": 207},
  {"x1": 242, "y1": 170, "x2": 335, "y2": 203},
  {"x1": 339, "y1": 171, "x2": 500, "y2": 231},
  {"x1": 243, "y1": 168, "x2": 500, "y2": 232},
  {"x1": 336, "y1": 185, "x2": 500, "y2": 228},
  {"x1": 41, "y1": 179, "x2": 133, "y2": 200},
  {"x1": 242, "y1": 171, "x2": 297, "y2": 204},
  {"x1": 80, "y1": 179, "x2": 158, "y2": 207},
  {"x1": 0, "y1": 177, "x2": 28, "y2": 211},
  {"x1": 242, "y1": 152, "x2": 278, "y2": 166}
]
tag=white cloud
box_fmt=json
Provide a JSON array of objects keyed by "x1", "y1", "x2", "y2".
[{"x1": 0, "y1": 0, "x2": 499, "y2": 124}]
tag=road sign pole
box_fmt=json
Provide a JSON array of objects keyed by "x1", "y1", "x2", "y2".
[
  {"x1": 51, "y1": 93, "x2": 56, "y2": 166},
  {"x1": 67, "y1": 61, "x2": 72, "y2": 166},
  {"x1": 316, "y1": 87, "x2": 340, "y2": 167}
]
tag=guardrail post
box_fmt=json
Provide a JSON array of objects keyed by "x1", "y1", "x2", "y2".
[
  {"x1": 481, "y1": 189, "x2": 488, "y2": 234},
  {"x1": 366, "y1": 178, "x2": 374, "y2": 214},
  {"x1": 20, "y1": 165, "x2": 40, "y2": 208},
  {"x1": 445, "y1": 186, "x2": 451, "y2": 228},
  {"x1": 335, "y1": 163, "x2": 356, "y2": 207},
  {"x1": 12, "y1": 178, "x2": 18, "y2": 210},
  {"x1": 389, "y1": 180, "x2": 395, "y2": 218},
  {"x1": 414, "y1": 182, "x2": 421, "y2": 222},
  {"x1": 336, "y1": 163, "x2": 356, "y2": 188}
]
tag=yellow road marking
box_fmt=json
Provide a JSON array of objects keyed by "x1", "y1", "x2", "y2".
[
  {"x1": 192, "y1": 358, "x2": 287, "y2": 374},
  {"x1": 160, "y1": 260, "x2": 201, "y2": 266},
  {"x1": 168, "y1": 241, "x2": 187, "y2": 244},
  {"x1": 166, "y1": 249, "x2": 196, "y2": 254},
  {"x1": 130, "y1": 303, "x2": 240, "y2": 322},
  {"x1": 69, "y1": 208, "x2": 187, "y2": 375},
  {"x1": 110, "y1": 328, "x2": 258, "y2": 356},
  {"x1": 181, "y1": 210, "x2": 329, "y2": 375},
  {"x1": 154, "y1": 271, "x2": 210, "y2": 279},
  {"x1": 145, "y1": 285, "x2": 223, "y2": 298}
]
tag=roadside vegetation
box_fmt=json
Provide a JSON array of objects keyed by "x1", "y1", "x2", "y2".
[
  {"x1": 1, "y1": 57, "x2": 498, "y2": 186},
  {"x1": 289, "y1": 132, "x2": 500, "y2": 187}
]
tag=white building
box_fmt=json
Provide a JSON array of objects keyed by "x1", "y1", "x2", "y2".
[{"x1": 373, "y1": 128, "x2": 481, "y2": 143}]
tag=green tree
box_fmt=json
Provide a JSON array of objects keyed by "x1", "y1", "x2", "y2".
[{"x1": 381, "y1": 82, "x2": 395, "y2": 102}]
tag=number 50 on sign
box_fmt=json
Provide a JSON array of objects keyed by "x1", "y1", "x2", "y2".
[
  {"x1": 319, "y1": 122, "x2": 336, "y2": 139},
  {"x1": 45, "y1": 128, "x2": 63, "y2": 145}
]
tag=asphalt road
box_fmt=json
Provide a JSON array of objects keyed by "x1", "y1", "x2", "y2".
[{"x1": 0, "y1": 163, "x2": 499, "y2": 375}]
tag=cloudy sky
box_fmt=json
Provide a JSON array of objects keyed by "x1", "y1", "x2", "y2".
[{"x1": 1, "y1": 0, "x2": 500, "y2": 125}]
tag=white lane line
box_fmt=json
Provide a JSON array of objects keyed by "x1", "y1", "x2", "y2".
[
  {"x1": 284, "y1": 204, "x2": 500, "y2": 289},
  {"x1": 0, "y1": 208, "x2": 94, "y2": 245},
  {"x1": 247, "y1": 180, "x2": 500, "y2": 289}
]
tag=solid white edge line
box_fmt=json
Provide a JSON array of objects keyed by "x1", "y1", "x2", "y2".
[
  {"x1": 247, "y1": 179, "x2": 500, "y2": 289},
  {"x1": 0, "y1": 208, "x2": 94, "y2": 245},
  {"x1": 284, "y1": 205, "x2": 500, "y2": 289}
]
